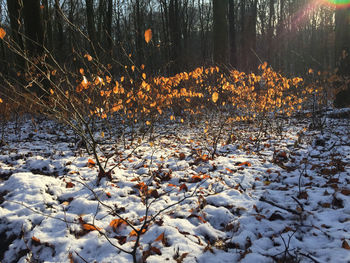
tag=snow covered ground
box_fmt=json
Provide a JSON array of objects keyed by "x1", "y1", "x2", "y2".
[{"x1": 0, "y1": 111, "x2": 349, "y2": 263}]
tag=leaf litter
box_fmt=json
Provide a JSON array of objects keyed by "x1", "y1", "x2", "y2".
[{"x1": 0, "y1": 111, "x2": 349, "y2": 263}]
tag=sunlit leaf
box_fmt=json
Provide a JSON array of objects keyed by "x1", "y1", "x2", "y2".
[
  {"x1": 110, "y1": 219, "x2": 127, "y2": 231},
  {"x1": 212, "y1": 92, "x2": 219, "y2": 103},
  {"x1": 84, "y1": 54, "x2": 93, "y2": 61},
  {"x1": 82, "y1": 224, "x2": 101, "y2": 231},
  {"x1": 0, "y1": 28, "x2": 6, "y2": 39},
  {"x1": 155, "y1": 232, "x2": 165, "y2": 242},
  {"x1": 88, "y1": 159, "x2": 95, "y2": 167},
  {"x1": 145, "y1": 29, "x2": 152, "y2": 43}
]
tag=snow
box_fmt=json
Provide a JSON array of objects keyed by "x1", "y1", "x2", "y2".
[{"x1": 0, "y1": 111, "x2": 349, "y2": 262}]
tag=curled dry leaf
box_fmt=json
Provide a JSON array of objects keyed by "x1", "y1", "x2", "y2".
[
  {"x1": 109, "y1": 218, "x2": 127, "y2": 231},
  {"x1": 87, "y1": 159, "x2": 95, "y2": 167},
  {"x1": 82, "y1": 223, "x2": 101, "y2": 232},
  {"x1": 144, "y1": 29, "x2": 152, "y2": 43},
  {"x1": 191, "y1": 175, "x2": 202, "y2": 183},
  {"x1": 342, "y1": 240, "x2": 350, "y2": 250},
  {"x1": 0, "y1": 27, "x2": 6, "y2": 39}
]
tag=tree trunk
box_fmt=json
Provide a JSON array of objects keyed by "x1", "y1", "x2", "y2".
[
  {"x1": 228, "y1": 0, "x2": 237, "y2": 67},
  {"x1": 335, "y1": 7, "x2": 350, "y2": 75},
  {"x1": 22, "y1": 0, "x2": 44, "y2": 57},
  {"x1": 106, "y1": 0, "x2": 113, "y2": 50},
  {"x1": 42, "y1": 0, "x2": 53, "y2": 51},
  {"x1": 135, "y1": 0, "x2": 144, "y2": 66},
  {"x1": 7, "y1": 0, "x2": 25, "y2": 70},
  {"x1": 267, "y1": 0, "x2": 274, "y2": 64},
  {"x1": 169, "y1": 0, "x2": 181, "y2": 73},
  {"x1": 334, "y1": 7, "x2": 350, "y2": 108},
  {"x1": 213, "y1": 0, "x2": 229, "y2": 65},
  {"x1": 54, "y1": 0, "x2": 64, "y2": 57},
  {"x1": 86, "y1": 0, "x2": 97, "y2": 54}
]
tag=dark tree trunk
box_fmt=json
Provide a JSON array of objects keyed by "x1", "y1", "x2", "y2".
[
  {"x1": 239, "y1": 0, "x2": 245, "y2": 68},
  {"x1": 135, "y1": 0, "x2": 144, "y2": 66},
  {"x1": 106, "y1": 0, "x2": 113, "y2": 50},
  {"x1": 42, "y1": 0, "x2": 53, "y2": 51},
  {"x1": 213, "y1": 0, "x2": 229, "y2": 65},
  {"x1": 267, "y1": 0, "x2": 274, "y2": 64},
  {"x1": 54, "y1": 0, "x2": 64, "y2": 57},
  {"x1": 22, "y1": 0, "x2": 44, "y2": 57},
  {"x1": 7, "y1": 0, "x2": 25, "y2": 69},
  {"x1": 169, "y1": 0, "x2": 181, "y2": 73},
  {"x1": 335, "y1": 7, "x2": 350, "y2": 75},
  {"x1": 334, "y1": 7, "x2": 350, "y2": 108},
  {"x1": 246, "y1": 0, "x2": 258, "y2": 71},
  {"x1": 86, "y1": 0, "x2": 97, "y2": 54},
  {"x1": 228, "y1": 0, "x2": 236, "y2": 67}
]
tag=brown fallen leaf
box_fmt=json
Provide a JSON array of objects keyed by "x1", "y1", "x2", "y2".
[
  {"x1": 179, "y1": 152, "x2": 186, "y2": 160},
  {"x1": 66, "y1": 182, "x2": 75, "y2": 188},
  {"x1": 342, "y1": 240, "x2": 350, "y2": 250},
  {"x1": 340, "y1": 189, "x2": 350, "y2": 196},
  {"x1": 150, "y1": 246, "x2": 162, "y2": 255}
]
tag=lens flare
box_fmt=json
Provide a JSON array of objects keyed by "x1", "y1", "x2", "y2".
[{"x1": 322, "y1": 0, "x2": 350, "y2": 8}]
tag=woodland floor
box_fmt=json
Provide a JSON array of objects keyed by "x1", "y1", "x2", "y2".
[{"x1": 0, "y1": 109, "x2": 350, "y2": 263}]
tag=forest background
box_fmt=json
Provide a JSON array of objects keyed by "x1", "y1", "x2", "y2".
[{"x1": 0, "y1": 0, "x2": 349, "y2": 78}]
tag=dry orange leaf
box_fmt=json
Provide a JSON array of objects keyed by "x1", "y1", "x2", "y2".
[
  {"x1": 197, "y1": 215, "x2": 207, "y2": 223},
  {"x1": 212, "y1": 92, "x2": 219, "y2": 103},
  {"x1": 0, "y1": 27, "x2": 6, "y2": 39},
  {"x1": 191, "y1": 175, "x2": 202, "y2": 183},
  {"x1": 31, "y1": 236, "x2": 41, "y2": 244},
  {"x1": 155, "y1": 232, "x2": 165, "y2": 242},
  {"x1": 129, "y1": 228, "x2": 146, "y2": 237},
  {"x1": 88, "y1": 159, "x2": 95, "y2": 165},
  {"x1": 226, "y1": 167, "x2": 234, "y2": 173},
  {"x1": 179, "y1": 183, "x2": 188, "y2": 192},
  {"x1": 110, "y1": 219, "x2": 127, "y2": 231},
  {"x1": 84, "y1": 54, "x2": 93, "y2": 61},
  {"x1": 145, "y1": 29, "x2": 152, "y2": 43},
  {"x1": 238, "y1": 161, "x2": 251, "y2": 167},
  {"x1": 82, "y1": 223, "x2": 101, "y2": 231}
]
